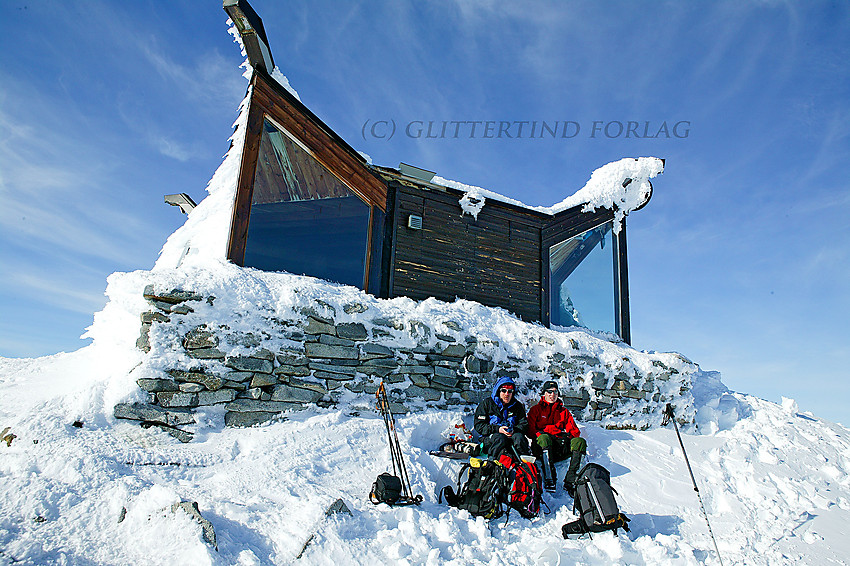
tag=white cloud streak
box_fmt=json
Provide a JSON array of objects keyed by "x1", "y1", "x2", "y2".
[{"x1": 1, "y1": 271, "x2": 107, "y2": 316}]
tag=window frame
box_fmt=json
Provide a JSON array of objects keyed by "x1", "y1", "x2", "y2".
[
  {"x1": 227, "y1": 70, "x2": 387, "y2": 291},
  {"x1": 548, "y1": 221, "x2": 615, "y2": 332},
  {"x1": 541, "y1": 211, "x2": 631, "y2": 343}
]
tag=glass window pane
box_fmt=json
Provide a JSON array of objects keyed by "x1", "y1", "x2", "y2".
[
  {"x1": 549, "y1": 222, "x2": 615, "y2": 334},
  {"x1": 243, "y1": 118, "x2": 372, "y2": 287}
]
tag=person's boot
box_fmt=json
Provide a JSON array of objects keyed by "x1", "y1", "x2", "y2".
[
  {"x1": 563, "y1": 449, "x2": 582, "y2": 496},
  {"x1": 542, "y1": 450, "x2": 556, "y2": 492}
]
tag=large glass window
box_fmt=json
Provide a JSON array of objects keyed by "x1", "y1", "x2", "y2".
[
  {"x1": 243, "y1": 118, "x2": 372, "y2": 287},
  {"x1": 549, "y1": 222, "x2": 615, "y2": 334}
]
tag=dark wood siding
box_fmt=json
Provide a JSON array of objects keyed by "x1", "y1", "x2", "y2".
[{"x1": 390, "y1": 185, "x2": 544, "y2": 322}]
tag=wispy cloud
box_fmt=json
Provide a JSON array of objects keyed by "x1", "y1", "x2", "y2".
[
  {"x1": 152, "y1": 136, "x2": 194, "y2": 162},
  {"x1": 135, "y1": 28, "x2": 246, "y2": 107},
  {"x1": 0, "y1": 98, "x2": 162, "y2": 265},
  {"x1": 119, "y1": 41, "x2": 245, "y2": 161},
  {"x1": 33, "y1": 1, "x2": 247, "y2": 163},
  {"x1": 0, "y1": 98, "x2": 95, "y2": 196},
  {"x1": 1, "y1": 271, "x2": 106, "y2": 316},
  {"x1": 799, "y1": 107, "x2": 850, "y2": 185}
]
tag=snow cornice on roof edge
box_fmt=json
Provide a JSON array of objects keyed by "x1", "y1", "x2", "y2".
[{"x1": 376, "y1": 157, "x2": 664, "y2": 227}]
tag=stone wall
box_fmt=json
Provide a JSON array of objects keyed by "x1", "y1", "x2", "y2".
[{"x1": 114, "y1": 284, "x2": 694, "y2": 442}]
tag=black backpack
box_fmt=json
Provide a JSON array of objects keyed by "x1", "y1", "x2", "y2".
[
  {"x1": 562, "y1": 463, "x2": 630, "y2": 537},
  {"x1": 439, "y1": 457, "x2": 509, "y2": 519},
  {"x1": 370, "y1": 473, "x2": 403, "y2": 505}
]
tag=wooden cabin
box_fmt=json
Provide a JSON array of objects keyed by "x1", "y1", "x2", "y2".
[{"x1": 223, "y1": 0, "x2": 647, "y2": 344}]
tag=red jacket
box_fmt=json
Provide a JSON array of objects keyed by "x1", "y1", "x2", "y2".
[{"x1": 527, "y1": 398, "x2": 580, "y2": 439}]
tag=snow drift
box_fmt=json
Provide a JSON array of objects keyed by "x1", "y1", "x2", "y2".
[
  {"x1": 1, "y1": 336, "x2": 849, "y2": 564},
  {"x1": 1, "y1": 257, "x2": 849, "y2": 565}
]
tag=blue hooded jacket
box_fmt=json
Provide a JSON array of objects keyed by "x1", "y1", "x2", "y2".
[
  {"x1": 473, "y1": 375, "x2": 528, "y2": 437},
  {"x1": 490, "y1": 375, "x2": 517, "y2": 416}
]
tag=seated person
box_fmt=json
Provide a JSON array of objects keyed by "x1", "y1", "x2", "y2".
[
  {"x1": 527, "y1": 380, "x2": 587, "y2": 494},
  {"x1": 474, "y1": 376, "x2": 530, "y2": 458}
]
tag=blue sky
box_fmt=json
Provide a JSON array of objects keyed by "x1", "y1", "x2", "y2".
[{"x1": 1, "y1": 1, "x2": 848, "y2": 425}]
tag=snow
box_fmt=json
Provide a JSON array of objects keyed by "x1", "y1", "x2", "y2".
[
  {"x1": 2, "y1": 337, "x2": 849, "y2": 564},
  {"x1": 434, "y1": 175, "x2": 535, "y2": 211},
  {"x1": 549, "y1": 157, "x2": 663, "y2": 230},
  {"x1": 458, "y1": 188, "x2": 486, "y2": 220},
  {"x1": 435, "y1": 157, "x2": 664, "y2": 231},
  {"x1": 2, "y1": 259, "x2": 849, "y2": 564},
  {"x1": 270, "y1": 67, "x2": 301, "y2": 102},
  {"x1": 80, "y1": 261, "x2": 700, "y2": 430}
]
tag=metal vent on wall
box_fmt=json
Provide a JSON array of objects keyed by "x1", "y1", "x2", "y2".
[{"x1": 408, "y1": 215, "x2": 423, "y2": 230}]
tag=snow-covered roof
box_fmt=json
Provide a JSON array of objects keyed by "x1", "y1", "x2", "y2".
[
  {"x1": 431, "y1": 156, "x2": 664, "y2": 226},
  {"x1": 377, "y1": 156, "x2": 663, "y2": 229}
]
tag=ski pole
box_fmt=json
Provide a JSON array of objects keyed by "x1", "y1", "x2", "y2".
[
  {"x1": 663, "y1": 404, "x2": 724, "y2": 566},
  {"x1": 377, "y1": 384, "x2": 400, "y2": 479},
  {"x1": 381, "y1": 384, "x2": 411, "y2": 498},
  {"x1": 375, "y1": 383, "x2": 422, "y2": 504}
]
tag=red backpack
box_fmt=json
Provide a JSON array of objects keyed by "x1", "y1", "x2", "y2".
[{"x1": 498, "y1": 454, "x2": 543, "y2": 519}]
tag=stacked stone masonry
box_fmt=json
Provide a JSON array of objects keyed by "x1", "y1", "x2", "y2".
[{"x1": 115, "y1": 285, "x2": 691, "y2": 441}]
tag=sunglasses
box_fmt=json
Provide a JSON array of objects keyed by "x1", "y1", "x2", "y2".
[
  {"x1": 498, "y1": 387, "x2": 515, "y2": 394},
  {"x1": 544, "y1": 389, "x2": 559, "y2": 394}
]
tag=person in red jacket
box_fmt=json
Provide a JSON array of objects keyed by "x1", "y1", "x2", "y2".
[{"x1": 527, "y1": 380, "x2": 587, "y2": 494}]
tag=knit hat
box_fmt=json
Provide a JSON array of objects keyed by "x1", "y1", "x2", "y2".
[{"x1": 541, "y1": 380, "x2": 559, "y2": 393}]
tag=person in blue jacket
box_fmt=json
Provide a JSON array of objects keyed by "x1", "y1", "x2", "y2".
[{"x1": 473, "y1": 375, "x2": 530, "y2": 457}]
